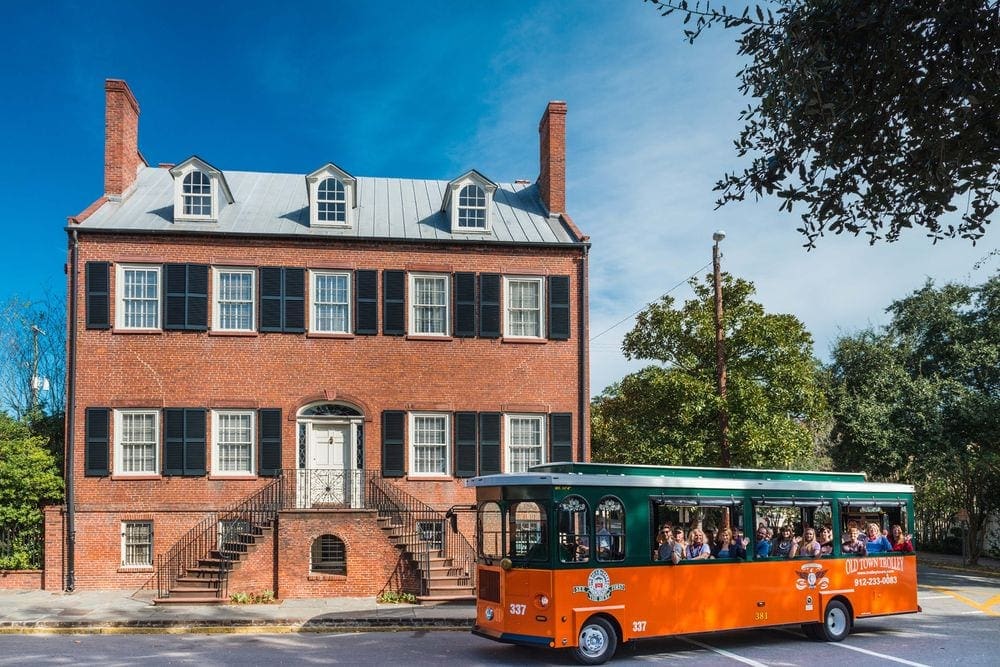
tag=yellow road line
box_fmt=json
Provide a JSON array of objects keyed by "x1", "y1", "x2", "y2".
[{"x1": 927, "y1": 586, "x2": 1000, "y2": 616}]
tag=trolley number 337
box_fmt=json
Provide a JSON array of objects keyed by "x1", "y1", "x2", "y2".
[{"x1": 632, "y1": 621, "x2": 647, "y2": 632}]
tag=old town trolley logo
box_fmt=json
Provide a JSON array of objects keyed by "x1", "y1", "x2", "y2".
[
  {"x1": 794, "y1": 562, "x2": 830, "y2": 591},
  {"x1": 573, "y1": 568, "x2": 625, "y2": 602}
]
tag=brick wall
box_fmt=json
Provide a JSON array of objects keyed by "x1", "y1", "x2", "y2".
[
  {"x1": 62, "y1": 231, "x2": 589, "y2": 590},
  {"x1": 0, "y1": 571, "x2": 43, "y2": 590},
  {"x1": 226, "y1": 526, "x2": 276, "y2": 597},
  {"x1": 276, "y1": 510, "x2": 398, "y2": 598},
  {"x1": 43, "y1": 505, "x2": 64, "y2": 590}
]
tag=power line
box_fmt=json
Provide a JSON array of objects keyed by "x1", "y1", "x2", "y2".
[{"x1": 590, "y1": 260, "x2": 714, "y2": 343}]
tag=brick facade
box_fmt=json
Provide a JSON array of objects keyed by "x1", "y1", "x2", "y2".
[{"x1": 52, "y1": 80, "x2": 589, "y2": 597}]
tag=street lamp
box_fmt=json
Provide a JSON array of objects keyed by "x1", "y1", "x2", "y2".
[{"x1": 712, "y1": 231, "x2": 730, "y2": 467}]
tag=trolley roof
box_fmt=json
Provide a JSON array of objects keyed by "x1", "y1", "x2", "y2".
[{"x1": 466, "y1": 463, "x2": 914, "y2": 496}]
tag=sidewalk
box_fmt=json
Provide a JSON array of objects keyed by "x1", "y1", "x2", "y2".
[{"x1": 0, "y1": 589, "x2": 475, "y2": 634}]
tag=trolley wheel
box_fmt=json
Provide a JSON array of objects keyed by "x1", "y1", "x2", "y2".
[
  {"x1": 819, "y1": 600, "x2": 852, "y2": 642},
  {"x1": 571, "y1": 616, "x2": 618, "y2": 665}
]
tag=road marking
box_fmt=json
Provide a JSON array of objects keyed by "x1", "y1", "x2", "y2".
[
  {"x1": 827, "y1": 641, "x2": 931, "y2": 666},
  {"x1": 960, "y1": 610, "x2": 985, "y2": 615},
  {"x1": 916, "y1": 595, "x2": 950, "y2": 600},
  {"x1": 679, "y1": 637, "x2": 768, "y2": 666},
  {"x1": 928, "y1": 585, "x2": 1000, "y2": 617}
]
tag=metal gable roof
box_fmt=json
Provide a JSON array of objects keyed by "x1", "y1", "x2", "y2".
[{"x1": 78, "y1": 167, "x2": 582, "y2": 245}]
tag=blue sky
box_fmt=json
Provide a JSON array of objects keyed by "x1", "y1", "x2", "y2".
[{"x1": 3, "y1": 1, "x2": 995, "y2": 396}]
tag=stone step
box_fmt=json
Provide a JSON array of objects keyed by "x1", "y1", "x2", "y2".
[
  {"x1": 425, "y1": 583, "x2": 475, "y2": 594},
  {"x1": 165, "y1": 587, "x2": 225, "y2": 600},
  {"x1": 415, "y1": 594, "x2": 476, "y2": 604},
  {"x1": 175, "y1": 576, "x2": 221, "y2": 588},
  {"x1": 153, "y1": 595, "x2": 224, "y2": 605}
]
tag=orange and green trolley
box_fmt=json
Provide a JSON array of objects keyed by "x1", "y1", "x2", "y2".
[{"x1": 468, "y1": 463, "x2": 919, "y2": 664}]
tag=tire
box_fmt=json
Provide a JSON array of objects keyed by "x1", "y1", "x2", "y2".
[
  {"x1": 819, "y1": 600, "x2": 852, "y2": 642},
  {"x1": 571, "y1": 616, "x2": 618, "y2": 665}
]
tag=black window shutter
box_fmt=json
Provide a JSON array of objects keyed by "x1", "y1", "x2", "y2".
[
  {"x1": 186, "y1": 264, "x2": 209, "y2": 330},
  {"x1": 84, "y1": 407, "x2": 110, "y2": 476},
  {"x1": 355, "y1": 270, "x2": 378, "y2": 335},
  {"x1": 479, "y1": 274, "x2": 501, "y2": 338},
  {"x1": 478, "y1": 412, "x2": 501, "y2": 475},
  {"x1": 184, "y1": 409, "x2": 207, "y2": 475},
  {"x1": 381, "y1": 411, "x2": 405, "y2": 478},
  {"x1": 548, "y1": 275, "x2": 570, "y2": 340},
  {"x1": 163, "y1": 408, "x2": 206, "y2": 476},
  {"x1": 453, "y1": 273, "x2": 476, "y2": 337},
  {"x1": 283, "y1": 268, "x2": 305, "y2": 333},
  {"x1": 164, "y1": 264, "x2": 188, "y2": 330},
  {"x1": 550, "y1": 413, "x2": 573, "y2": 463},
  {"x1": 454, "y1": 412, "x2": 478, "y2": 478},
  {"x1": 383, "y1": 270, "x2": 405, "y2": 335},
  {"x1": 163, "y1": 408, "x2": 185, "y2": 476},
  {"x1": 259, "y1": 409, "x2": 282, "y2": 477},
  {"x1": 85, "y1": 262, "x2": 110, "y2": 330},
  {"x1": 259, "y1": 267, "x2": 283, "y2": 332}
]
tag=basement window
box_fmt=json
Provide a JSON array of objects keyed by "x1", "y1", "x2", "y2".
[{"x1": 311, "y1": 534, "x2": 346, "y2": 575}]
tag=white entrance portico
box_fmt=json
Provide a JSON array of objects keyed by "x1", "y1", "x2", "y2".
[{"x1": 296, "y1": 402, "x2": 364, "y2": 508}]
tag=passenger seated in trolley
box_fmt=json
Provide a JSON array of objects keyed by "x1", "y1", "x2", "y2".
[
  {"x1": 685, "y1": 528, "x2": 712, "y2": 560},
  {"x1": 772, "y1": 525, "x2": 799, "y2": 558},
  {"x1": 798, "y1": 527, "x2": 823, "y2": 558},
  {"x1": 841, "y1": 523, "x2": 867, "y2": 556}
]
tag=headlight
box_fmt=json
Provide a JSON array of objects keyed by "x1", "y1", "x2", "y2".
[
  {"x1": 485, "y1": 607, "x2": 495, "y2": 621},
  {"x1": 535, "y1": 594, "x2": 549, "y2": 608}
]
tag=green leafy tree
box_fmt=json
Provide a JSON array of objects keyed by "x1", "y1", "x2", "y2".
[
  {"x1": 645, "y1": 0, "x2": 1000, "y2": 247},
  {"x1": 828, "y1": 275, "x2": 1000, "y2": 563},
  {"x1": 0, "y1": 414, "x2": 63, "y2": 568},
  {"x1": 592, "y1": 274, "x2": 828, "y2": 468}
]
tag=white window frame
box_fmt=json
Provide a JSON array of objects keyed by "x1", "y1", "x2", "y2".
[
  {"x1": 309, "y1": 270, "x2": 352, "y2": 333},
  {"x1": 408, "y1": 273, "x2": 450, "y2": 336},
  {"x1": 172, "y1": 168, "x2": 217, "y2": 222},
  {"x1": 504, "y1": 414, "x2": 546, "y2": 473},
  {"x1": 212, "y1": 267, "x2": 256, "y2": 332},
  {"x1": 456, "y1": 184, "x2": 487, "y2": 230},
  {"x1": 181, "y1": 170, "x2": 213, "y2": 219},
  {"x1": 447, "y1": 174, "x2": 495, "y2": 234},
  {"x1": 121, "y1": 521, "x2": 153, "y2": 568},
  {"x1": 316, "y1": 177, "x2": 347, "y2": 224},
  {"x1": 307, "y1": 165, "x2": 356, "y2": 228},
  {"x1": 211, "y1": 410, "x2": 256, "y2": 477},
  {"x1": 114, "y1": 409, "x2": 160, "y2": 476},
  {"x1": 115, "y1": 264, "x2": 161, "y2": 330},
  {"x1": 503, "y1": 276, "x2": 545, "y2": 339},
  {"x1": 408, "y1": 412, "x2": 451, "y2": 477}
]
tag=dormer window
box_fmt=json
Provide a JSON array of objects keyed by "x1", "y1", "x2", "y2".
[
  {"x1": 444, "y1": 170, "x2": 497, "y2": 234},
  {"x1": 317, "y1": 178, "x2": 347, "y2": 224},
  {"x1": 169, "y1": 157, "x2": 233, "y2": 223},
  {"x1": 307, "y1": 164, "x2": 356, "y2": 228},
  {"x1": 457, "y1": 184, "x2": 487, "y2": 229},
  {"x1": 183, "y1": 171, "x2": 212, "y2": 217}
]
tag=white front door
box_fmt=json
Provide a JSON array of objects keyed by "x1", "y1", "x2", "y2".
[{"x1": 305, "y1": 422, "x2": 351, "y2": 506}]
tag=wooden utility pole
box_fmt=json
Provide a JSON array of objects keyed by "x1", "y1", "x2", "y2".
[{"x1": 712, "y1": 231, "x2": 730, "y2": 467}]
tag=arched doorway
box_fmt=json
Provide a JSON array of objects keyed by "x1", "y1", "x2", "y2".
[{"x1": 296, "y1": 402, "x2": 364, "y2": 508}]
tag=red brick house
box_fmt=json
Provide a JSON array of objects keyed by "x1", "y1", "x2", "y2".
[{"x1": 46, "y1": 80, "x2": 590, "y2": 601}]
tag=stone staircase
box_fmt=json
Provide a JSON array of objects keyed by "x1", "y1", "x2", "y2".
[
  {"x1": 376, "y1": 514, "x2": 475, "y2": 603},
  {"x1": 153, "y1": 522, "x2": 273, "y2": 604}
]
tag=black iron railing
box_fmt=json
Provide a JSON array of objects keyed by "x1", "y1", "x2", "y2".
[
  {"x1": 365, "y1": 472, "x2": 476, "y2": 596},
  {"x1": 0, "y1": 523, "x2": 44, "y2": 570},
  {"x1": 154, "y1": 475, "x2": 284, "y2": 599},
  {"x1": 283, "y1": 468, "x2": 366, "y2": 509}
]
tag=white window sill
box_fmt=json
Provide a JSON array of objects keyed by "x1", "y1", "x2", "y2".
[
  {"x1": 112, "y1": 328, "x2": 163, "y2": 335},
  {"x1": 306, "y1": 332, "x2": 355, "y2": 339},
  {"x1": 111, "y1": 474, "x2": 161, "y2": 481},
  {"x1": 502, "y1": 336, "x2": 546, "y2": 344},
  {"x1": 209, "y1": 330, "x2": 258, "y2": 337},
  {"x1": 208, "y1": 474, "x2": 257, "y2": 481},
  {"x1": 405, "y1": 334, "x2": 452, "y2": 341}
]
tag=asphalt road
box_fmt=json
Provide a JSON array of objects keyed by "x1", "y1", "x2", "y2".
[{"x1": 1, "y1": 566, "x2": 996, "y2": 666}]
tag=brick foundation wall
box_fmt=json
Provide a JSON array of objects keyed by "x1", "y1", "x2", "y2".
[
  {"x1": 276, "y1": 510, "x2": 398, "y2": 598},
  {"x1": 0, "y1": 571, "x2": 43, "y2": 590},
  {"x1": 226, "y1": 527, "x2": 276, "y2": 597}
]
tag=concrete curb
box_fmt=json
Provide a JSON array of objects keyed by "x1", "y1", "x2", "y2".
[
  {"x1": 0, "y1": 617, "x2": 475, "y2": 635},
  {"x1": 918, "y1": 558, "x2": 1000, "y2": 579}
]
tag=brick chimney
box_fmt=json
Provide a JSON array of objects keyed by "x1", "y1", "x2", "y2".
[
  {"x1": 537, "y1": 101, "x2": 567, "y2": 215},
  {"x1": 104, "y1": 79, "x2": 144, "y2": 200}
]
